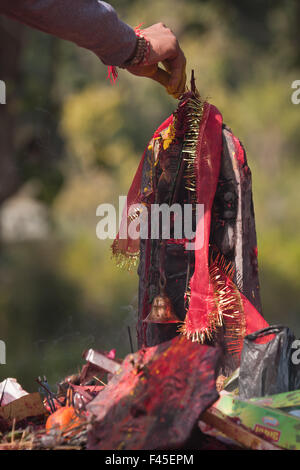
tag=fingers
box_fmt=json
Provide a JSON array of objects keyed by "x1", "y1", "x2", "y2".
[
  {"x1": 177, "y1": 66, "x2": 187, "y2": 94},
  {"x1": 164, "y1": 48, "x2": 186, "y2": 96},
  {"x1": 168, "y1": 68, "x2": 187, "y2": 98},
  {"x1": 126, "y1": 63, "x2": 159, "y2": 78},
  {"x1": 126, "y1": 62, "x2": 171, "y2": 90},
  {"x1": 144, "y1": 65, "x2": 184, "y2": 99},
  {"x1": 150, "y1": 66, "x2": 171, "y2": 88},
  {"x1": 124, "y1": 22, "x2": 187, "y2": 99}
]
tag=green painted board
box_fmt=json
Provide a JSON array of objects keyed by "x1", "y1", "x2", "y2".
[
  {"x1": 248, "y1": 389, "x2": 300, "y2": 409},
  {"x1": 216, "y1": 394, "x2": 300, "y2": 450}
]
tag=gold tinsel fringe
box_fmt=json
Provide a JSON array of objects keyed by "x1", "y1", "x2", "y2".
[
  {"x1": 210, "y1": 256, "x2": 246, "y2": 356},
  {"x1": 179, "y1": 254, "x2": 246, "y2": 357},
  {"x1": 111, "y1": 243, "x2": 139, "y2": 271},
  {"x1": 182, "y1": 95, "x2": 205, "y2": 201},
  {"x1": 178, "y1": 320, "x2": 221, "y2": 344},
  {"x1": 111, "y1": 207, "x2": 143, "y2": 270}
]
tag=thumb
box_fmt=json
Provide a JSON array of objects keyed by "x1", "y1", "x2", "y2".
[
  {"x1": 148, "y1": 66, "x2": 171, "y2": 88},
  {"x1": 150, "y1": 66, "x2": 183, "y2": 98},
  {"x1": 164, "y1": 51, "x2": 186, "y2": 94}
]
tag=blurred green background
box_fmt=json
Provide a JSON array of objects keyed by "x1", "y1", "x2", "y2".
[{"x1": 0, "y1": 0, "x2": 299, "y2": 390}]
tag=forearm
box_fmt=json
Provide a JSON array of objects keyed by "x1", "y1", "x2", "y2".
[{"x1": 0, "y1": 0, "x2": 137, "y2": 65}]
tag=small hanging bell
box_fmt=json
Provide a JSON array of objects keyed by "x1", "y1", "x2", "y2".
[
  {"x1": 144, "y1": 274, "x2": 180, "y2": 324},
  {"x1": 144, "y1": 292, "x2": 180, "y2": 324}
]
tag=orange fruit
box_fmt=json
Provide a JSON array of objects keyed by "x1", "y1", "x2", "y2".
[{"x1": 45, "y1": 406, "x2": 82, "y2": 433}]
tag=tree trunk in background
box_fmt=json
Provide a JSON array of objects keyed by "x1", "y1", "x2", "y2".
[{"x1": 0, "y1": 17, "x2": 23, "y2": 205}]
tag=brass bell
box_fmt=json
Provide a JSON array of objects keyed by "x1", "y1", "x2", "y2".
[
  {"x1": 144, "y1": 293, "x2": 181, "y2": 324},
  {"x1": 144, "y1": 242, "x2": 181, "y2": 324}
]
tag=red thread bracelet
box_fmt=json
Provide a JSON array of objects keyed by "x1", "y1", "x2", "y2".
[
  {"x1": 134, "y1": 24, "x2": 151, "y2": 65},
  {"x1": 107, "y1": 24, "x2": 151, "y2": 84}
]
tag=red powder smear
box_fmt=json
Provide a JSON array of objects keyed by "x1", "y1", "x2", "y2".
[
  {"x1": 107, "y1": 349, "x2": 116, "y2": 359},
  {"x1": 153, "y1": 115, "x2": 174, "y2": 138},
  {"x1": 232, "y1": 135, "x2": 245, "y2": 167},
  {"x1": 253, "y1": 334, "x2": 275, "y2": 344}
]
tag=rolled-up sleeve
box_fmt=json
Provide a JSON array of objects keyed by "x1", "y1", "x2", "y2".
[{"x1": 0, "y1": 0, "x2": 137, "y2": 65}]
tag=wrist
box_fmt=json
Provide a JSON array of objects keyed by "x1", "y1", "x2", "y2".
[
  {"x1": 120, "y1": 30, "x2": 150, "y2": 68},
  {"x1": 122, "y1": 36, "x2": 139, "y2": 64}
]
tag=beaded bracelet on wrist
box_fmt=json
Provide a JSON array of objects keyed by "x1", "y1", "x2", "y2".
[{"x1": 107, "y1": 24, "x2": 151, "y2": 83}]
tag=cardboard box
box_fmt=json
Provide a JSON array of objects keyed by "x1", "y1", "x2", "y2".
[{"x1": 215, "y1": 393, "x2": 300, "y2": 450}]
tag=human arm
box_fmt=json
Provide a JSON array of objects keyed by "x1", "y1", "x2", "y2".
[{"x1": 0, "y1": 0, "x2": 137, "y2": 66}]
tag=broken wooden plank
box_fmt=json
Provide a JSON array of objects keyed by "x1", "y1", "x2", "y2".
[
  {"x1": 87, "y1": 335, "x2": 220, "y2": 450},
  {"x1": 83, "y1": 349, "x2": 120, "y2": 375},
  {"x1": 201, "y1": 406, "x2": 281, "y2": 450},
  {"x1": 0, "y1": 392, "x2": 46, "y2": 424}
]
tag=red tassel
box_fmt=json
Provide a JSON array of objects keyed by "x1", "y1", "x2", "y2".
[
  {"x1": 107, "y1": 65, "x2": 118, "y2": 84},
  {"x1": 106, "y1": 23, "x2": 148, "y2": 84},
  {"x1": 134, "y1": 23, "x2": 145, "y2": 35}
]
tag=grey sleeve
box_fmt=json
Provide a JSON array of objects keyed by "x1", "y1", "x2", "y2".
[{"x1": 0, "y1": 0, "x2": 137, "y2": 66}]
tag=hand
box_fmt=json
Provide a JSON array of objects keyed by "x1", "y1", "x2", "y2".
[{"x1": 125, "y1": 23, "x2": 186, "y2": 99}]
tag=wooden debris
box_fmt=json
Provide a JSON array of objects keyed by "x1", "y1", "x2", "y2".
[
  {"x1": 83, "y1": 349, "x2": 121, "y2": 374},
  {"x1": 0, "y1": 392, "x2": 46, "y2": 424},
  {"x1": 87, "y1": 335, "x2": 220, "y2": 450},
  {"x1": 201, "y1": 406, "x2": 281, "y2": 450}
]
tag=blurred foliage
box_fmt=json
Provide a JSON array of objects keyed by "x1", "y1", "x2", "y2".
[{"x1": 0, "y1": 0, "x2": 300, "y2": 390}]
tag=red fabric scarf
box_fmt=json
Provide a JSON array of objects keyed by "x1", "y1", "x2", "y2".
[{"x1": 112, "y1": 99, "x2": 270, "y2": 357}]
